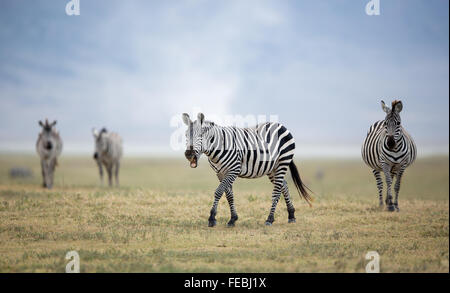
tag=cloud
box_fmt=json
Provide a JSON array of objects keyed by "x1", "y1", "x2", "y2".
[{"x1": 0, "y1": 0, "x2": 448, "y2": 156}]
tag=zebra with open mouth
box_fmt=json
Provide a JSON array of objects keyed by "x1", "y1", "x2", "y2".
[{"x1": 182, "y1": 113, "x2": 313, "y2": 227}]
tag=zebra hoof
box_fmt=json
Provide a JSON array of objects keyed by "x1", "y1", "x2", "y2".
[
  {"x1": 264, "y1": 221, "x2": 272, "y2": 226},
  {"x1": 387, "y1": 205, "x2": 395, "y2": 212},
  {"x1": 227, "y1": 216, "x2": 237, "y2": 227},
  {"x1": 395, "y1": 207, "x2": 400, "y2": 212},
  {"x1": 288, "y1": 218, "x2": 296, "y2": 223},
  {"x1": 208, "y1": 220, "x2": 217, "y2": 227}
]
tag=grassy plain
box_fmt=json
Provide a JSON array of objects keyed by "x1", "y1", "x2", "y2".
[{"x1": 0, "y1": 154, "x2": 448, "y2": 272}]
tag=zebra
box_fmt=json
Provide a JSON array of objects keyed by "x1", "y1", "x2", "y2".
[
  {"x1": 362, "y1": 100, "x2": 417, "y2": 212},
  {"x1": 182, "y1": 113, "x2": 313, "y2": 227},
  {"x1": 92, "y1": 128, "x2": 123, "y2": 187},
  {"x1": 36, "y1": 119, "x2": 63, "y2": 189}
]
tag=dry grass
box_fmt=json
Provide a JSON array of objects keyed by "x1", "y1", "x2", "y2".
[{"x1": 0, "y1": 154, "x2": 448, "y2": 272}]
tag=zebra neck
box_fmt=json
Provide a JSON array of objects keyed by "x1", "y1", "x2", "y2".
[{"x1": 203, "y1": 125, "x2": 225, "y2": 158}]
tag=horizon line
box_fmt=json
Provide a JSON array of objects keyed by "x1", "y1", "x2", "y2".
[{"x1": 0, "y1": 143, "x2": 448, "y2": 159}]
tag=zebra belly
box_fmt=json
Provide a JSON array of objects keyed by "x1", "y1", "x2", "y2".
[
  {"x1": 239, "y1": 149, "x2": 279, "y2": 178},
  {"x1": 207, "y1": 153, "x2": 276, "y2": 179}
]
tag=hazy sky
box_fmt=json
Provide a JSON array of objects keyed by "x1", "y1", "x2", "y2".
[{"x1": 0, "y1": 0, "x2": 448, "y2": 156}]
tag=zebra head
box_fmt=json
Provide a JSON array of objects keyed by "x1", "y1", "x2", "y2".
[
  {"x1": 381, "y1": 100, "x2": 403, "y2": 151},
  {"x1": 92, "y1": 127, "x2": 108, "y2": 159},
  {"x1": 182, "y1": 112, "x2": 215, "y2": 168},
  {"x1": 38, "y1": 119, "x2": 57, "y2": 150}
]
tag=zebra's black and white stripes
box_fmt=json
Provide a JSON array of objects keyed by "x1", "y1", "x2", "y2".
[
  {"x1": 362, "y1": 100, "x2": 417, "y2": 211},
  {"x1": 182, "y1": 113, "x2": 312, "y2": 227}
]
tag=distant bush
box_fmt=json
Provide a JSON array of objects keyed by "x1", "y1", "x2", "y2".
[{"x1": 9, "y1": 167, "x2": 33, "y2": 179}]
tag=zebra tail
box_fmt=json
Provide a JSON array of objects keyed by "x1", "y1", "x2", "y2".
[{"x1": 289, "y1": 161, "x2": 313, "y2": 207}]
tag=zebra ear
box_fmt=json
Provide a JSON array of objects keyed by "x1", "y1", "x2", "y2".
[
  {"x1": 381, "y1": 100, "x2": 391, "y2": 113},
  {"x1": 182, "y1": 113, "x2": 191, "y2": 126},
  {"x1": 393, "y1": 101, "x2": 403, "y2": 113},
  {"x1": 39, "y1": 121, "x2": 44, "y2": 127},
  {"x1": 50, "y1": 120, "x2": 57, "y2": 127},
  {"x1": 197, "y1": 113, "x2": 205, "y2": 125},
  {"x1": 92, "y1": 128, "x2": 99, "y2": 138}
]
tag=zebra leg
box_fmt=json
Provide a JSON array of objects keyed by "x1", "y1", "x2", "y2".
[
  {"x1": 41, "y1": 159, "x2": 47, "y2": 188},
  {"x1": 47, "y1": 158, "x2": 56, "y2": 189},
  {"x1": 394, "y1": 167, "x2": 406, "y2": 212},
  {"x1": 382, "y1": 164, "x2": 395, "y2": 212},
  {"x1": 44, "y1": 160, "x2": 52, "y2": 189},
  {"x1": 265, "y1": 169, "x2": 287, "y2": 226},
  {"x1": 269, "y1": 175, "x2": 295, "y2": 223},
  {"x1": 281, "y1": 181, "x2": 296, "y2": 223},
  {"x1": 216, "y1": 174, "x2": 238, "y2": 227},
  {"x1": 372, "y1": 170, "x2": 384, "y2": 206},
  {"x1": 115, "y1": 161, "x2": 120, "y2": 187},
  {"x1": 106, "y1": 164, "x2": 113, "y2": 187},
  {"x1": 97, "y1": 160, "x2": 104, "y2": 186},
  {"x1": 225, "y1": 187, "x2": 238, "y2": 227},
  {"x1": 209, "y1": 172, "x2": 238, "y2": 227},
  {"x1": 265, "y1": 183, "x2": 283, "y2": 225}
]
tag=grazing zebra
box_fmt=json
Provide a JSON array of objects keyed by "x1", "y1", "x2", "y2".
[
  {"x1": 36, "y1": 119, "x2": 63, "y2": 189},
  {"x1": 92, "y1": 128, "x2": 123, "y2": 187},
  {"x1": 362, "y1": 100, "x2": 417, "y2": 212},
  {"x1": 182, "y1": 113, "x2": 313, "y2": 227}
]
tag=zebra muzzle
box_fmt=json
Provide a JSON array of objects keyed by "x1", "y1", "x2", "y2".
[
  {"x1": 189, "y1": 156, "x2": 198, "y2": 168},
  {"x1": 387, "y1": 136, "x2": 396, "y2": 150},
  {"x1": 45, "y1": 141, "x2": 53, "y2": 150},
  {"x1": 185, "y1": 149, "x2": 197, "y2": 168}
]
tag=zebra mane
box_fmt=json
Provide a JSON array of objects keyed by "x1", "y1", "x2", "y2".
[
  {"x1": 95, "y1": 128, "x2": 108, "y2": 141},
  {"x1": 201, "y1": 121, "x2": 216, "y2": 134},
  {"x1": 203, "y1": 120, "x2": 215, "y2": 127},
  {"x1": 43, "y1": 121, "x2": 52, "y2": 131}
]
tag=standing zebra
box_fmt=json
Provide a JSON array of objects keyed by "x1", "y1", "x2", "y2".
[
  {"x1": 92, "y1": 128, "x2": 123, "y2": 187},
  {"x1": 36, "y1": 119, "x2": 63, "y2": 189},
  {"x1": 182, "y1": 113, "x2": 312, "y2": 227},
  {"x1": 362, "y1": 100, "x2": 417, "y2": 212}
]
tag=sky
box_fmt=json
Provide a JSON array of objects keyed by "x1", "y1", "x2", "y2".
[{"x1": 0, "y1": 0, "x2": 448, "y2": 157}]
